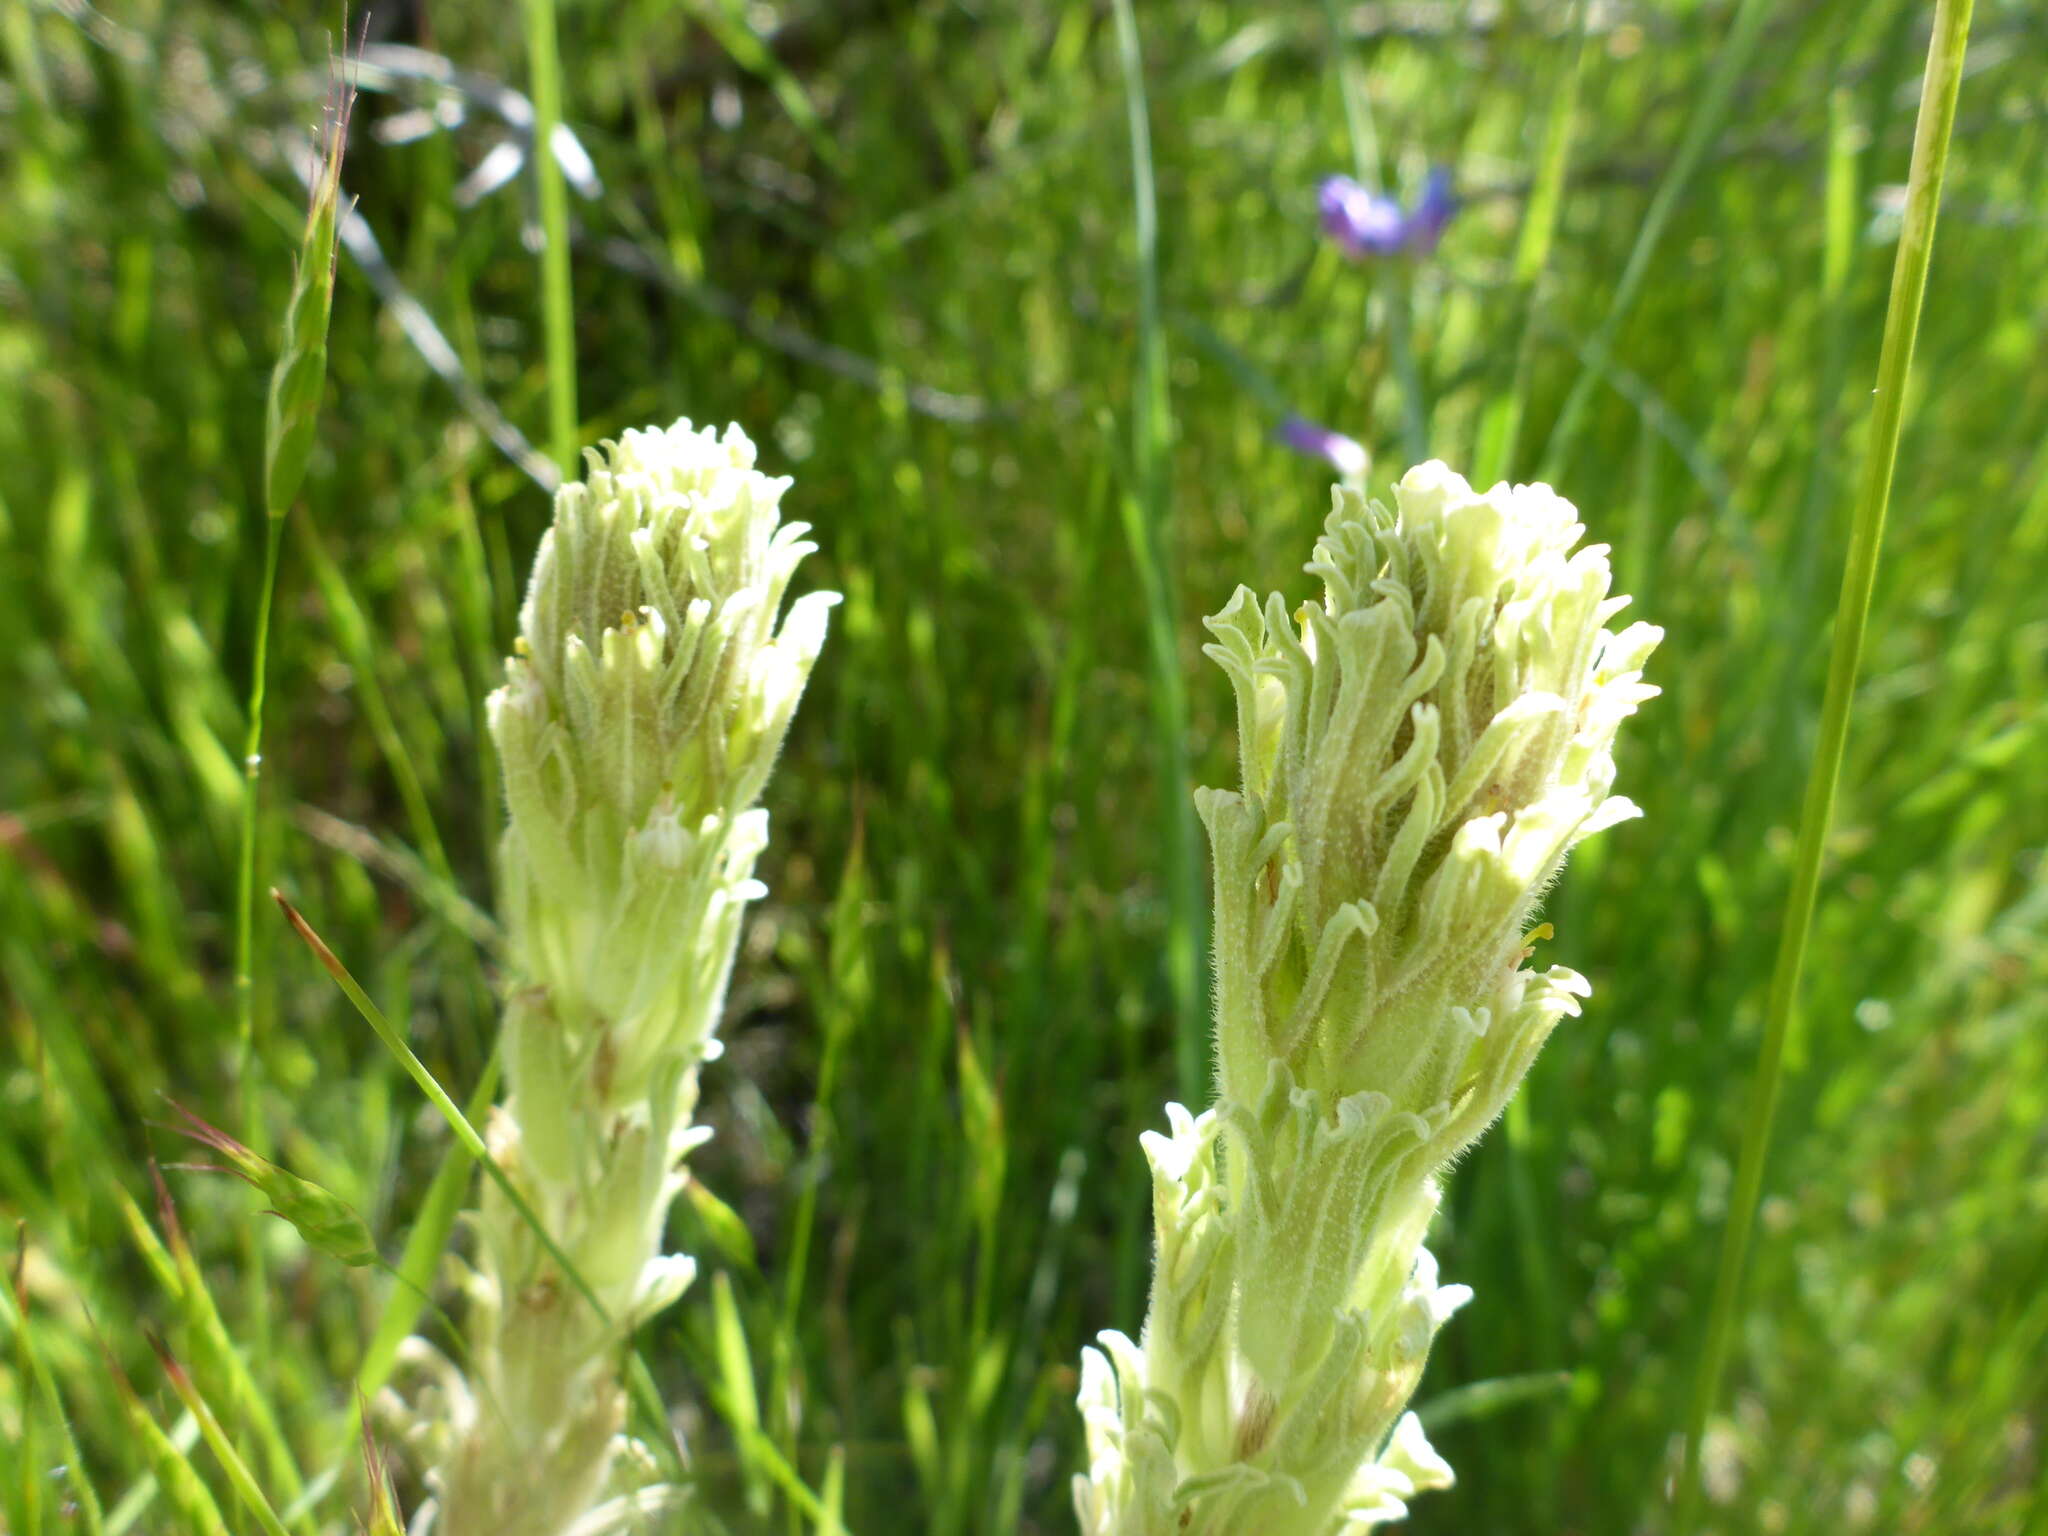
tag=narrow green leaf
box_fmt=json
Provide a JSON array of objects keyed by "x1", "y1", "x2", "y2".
[
  {"x1": 712, "y1": 1271, "x2": 769, "y2": 1516},
  {"x1": 1110, "y1": 0, "x2": 1205, "y2": 1109},
  {"x1": 112, "y1": 1396, "x2": 230, "y2": 1536},
  {"x1": 139, "y1": 1165, "x2": 310, "y2": 1518},
  {"x1": 271, "y1": 890, "x2": 610, "y2": 1326},
  {"x1": 4, "y1": 1240, "x2": 106, "y2": 1536},
  {"x1": 150, "y1": 1337, "x2": 291, "y2": 1536},
  {"x1": 814, "y1": 1446, "x2": 846, "y2": 1536}
]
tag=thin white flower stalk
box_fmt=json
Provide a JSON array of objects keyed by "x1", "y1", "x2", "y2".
[
  {"x1": 1074, "y1": 461, "x2": 1660, "y2": 1535},
  {"x1": 393, "y1": 421, "x2": 837, "y2": 1536}
]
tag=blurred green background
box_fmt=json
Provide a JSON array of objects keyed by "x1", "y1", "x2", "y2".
[{"x1": 3, "y1": 1, "x2": 2045, "y2": 1532}]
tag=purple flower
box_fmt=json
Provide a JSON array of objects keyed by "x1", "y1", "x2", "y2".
[
  {"x1": 1277, "y1": 415, "x2": 1368, "y2": 478},
  {"x1": 1319, "y1": 177, "x2": 1409, "y2": 258},
  {"x1": 1317, "y1": 169, "x2": 1458, "y2": 258}
]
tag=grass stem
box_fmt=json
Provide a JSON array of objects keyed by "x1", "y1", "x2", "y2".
[
  {"x1": 1111, "y1": 0, "x2": 1204, "y2": 1108},
  {"x1": 1672, "y1": 0, "x2": 1975, "y2": 1523},
  {"x1": 232, "y1": 509, "x2": 285, "y2": 1105},
  {"x1": 526, "y1": 0, "x2": 578, "y2": 474}
]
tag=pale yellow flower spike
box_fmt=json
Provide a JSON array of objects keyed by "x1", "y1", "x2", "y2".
[
  {"x1": 1074, "y1": 462, "x2": 1660, "y2": 1536},
  {"x1": 391, "y1": 421, "x2": 836, "y2": 1536}
]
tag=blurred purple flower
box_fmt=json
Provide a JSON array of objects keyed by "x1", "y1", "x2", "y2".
[
  {"x1": 1319, "y1": 177, "x2": 1408, "y2": 257},
  {"x1": 1317, "y1": 168, "x2": 1459, "y2": 258},
  {"x1": 1277, "y1": 415, "x2": 1368, "y2": 478}
]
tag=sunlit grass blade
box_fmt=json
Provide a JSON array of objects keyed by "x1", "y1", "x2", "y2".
[
  {"x1": 141, "y1": 1165, "x2": 311, "y2": 1516},
  {"x1": 4, "y1": 1247, "x2": 107, "y2": 1536},
  {"x1": 699, "y1": 0, "x2": 845, "y2": 175},
  {"x1": 713, "y1": 1271, "x2": 771, "y2": 1518},
  {"x1": 109, "y1": 1386, "x2": 229, "y2": 1536},
  {"x1": 149, "y1": 1336, "x2": 291, "y2": 1536},
  {"x1": 774, "y1": 824, "x2": 867, "y2": 1480},
  {"x1": 1672, "y1": 0, "x2": 1977, "y2": 1525},
  {"x1": 816, "y1": 1446, "x2": 847, "y2": 1536},
  {"x1": 269, "y1": 889, "x2": 607, "y2": 1323},
  {"x1": 524, "y1": 0, "x2": 578, "y2": 473}
]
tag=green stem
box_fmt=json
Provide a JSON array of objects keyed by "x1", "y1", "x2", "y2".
[
  {"x1": 1672, "y1": 0, "x2": 1974, "y2": 1525},
  {"x1": 526, "y1": 0, "x2": 578, "y2": 474},
  {"x1": 234, "y1": 510, "x2": 285, "y2": 1098},
  {"x1": 1112, "y1": 0, "x2": 1204, "y2": 1108},
  {"x1": 231, "y1": 510, "x2": 286, "y2": 1368}
]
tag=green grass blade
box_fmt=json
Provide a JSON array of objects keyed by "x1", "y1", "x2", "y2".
[
  {"x1": 525, "y1": 0, "x2": 578, "y2": 473},
  {"x1": 1473, "y1": 2, "x2": 1588, "y2": 486},
  {"x1": 3, "y1": 1258, "x2": 107, "y2": 1536},
  {"x1": 1672, "y1": 0, "x2": 1977, "y2": 1525},
  {"x1": 111, "y1": 1398, "x2": 228, "y2": 1536},
  {"x1": 699, "y1": 0, "x2": 845, "y2": 176},
  {"x1": 352, "y1": 1053, "x2": 501, "y2": 1405},
  {"x1": 1111, "y1": 0, "x2": 1205, "y2": 1108},
  {"x1": 1537, "y1": 0, "x2": 1770, "y2": 478},
  {"x1": 270, "y1": 890, "x2": 609, "y2": 1326},
  {"x1": 240, "y1": 70, "x2": 352, "y2": 1101},
  {"x1": 815, "y1": 1446, "x2": 846, "y2": 1536},
  {"x1": 144, "y1": 1166, "x2": 311, "y2": 1519},
  {"x1": 712, "y1": 1270, "x2": 770, "y2": 1517},
  {"x1": 150, "y1": 1338, "x2": 291, "y2": 1536},
  {"x1": 779, "y1": 827, "x2": 866, "y2": 1333}
]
